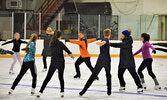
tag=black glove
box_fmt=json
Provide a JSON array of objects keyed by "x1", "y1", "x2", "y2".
[
  {"x1": 152, "y1": 50, "x2": 156, "y2": 54},
  {"x1": 96, "y1": 38, "x2": 101, "y2": 40},
  {"x1": 65, "y1": 39, "x2": 69, "y2": 42}
]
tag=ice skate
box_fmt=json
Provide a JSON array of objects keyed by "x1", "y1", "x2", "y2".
[
  {"x1": 155, "y1": 85, "x2": 161, "y2": 90},
  {"x1": 137, "y1": 88, "x2": 143, "y2": 93},
  {"x1": 31, "y1": 88, "x2": 35, "y2": 95},
  {"x1": 119, "y1": 86, "x2": 125, "y2": 92},
  {"x1": 42, "y1": 68, "x2": 47, "y2": 72},
  {"x1": 36, "y1": 92, "x2": 42, "y2": 98},
  {"x1": 60, "y1": 92, "x2": 64, "y2": 98},
  {"x1": 8, "y1": 89, "x2": 13, "y2": 95}
]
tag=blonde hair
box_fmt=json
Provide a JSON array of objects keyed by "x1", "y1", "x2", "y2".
[
  {"x1": 46, "y1": 27, "x2": 54, "y2": 35},
  {"x1": 128, "y1": 29, "x2": 132, "y2": 34},
  {"x1": 22, "y1": 33, "x2": 38, "y2": 53},
  {"x1": 103, "y1": 29, "x2": 111, "y2": 37},
  {"x1": 15, "y1": 32, "x2": 20, "y2": 36}
]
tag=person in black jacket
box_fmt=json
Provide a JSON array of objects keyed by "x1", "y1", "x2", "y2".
[
  {"x1": 37, "y1": 30, "x2": 74, "y2": 98},
  {"x1": 1, "y1": 32, "x2": 27, "y2": 74},
  {"x1": 109, "y1": 30, "x2": 143, "y2": 93},
  {"x1": 38, "y1": 27, "x2": 53, "y2": 72}
]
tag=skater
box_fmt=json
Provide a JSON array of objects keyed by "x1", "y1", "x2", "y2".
[
  {"x1": 8, "y1": 33, "x2": 38, "y2": 95},
  {"x1": 79, "y1": 29, "x2": 112, "y2": 96},
  {"x1": 2, "y1": 32, "x2": 27, "y2": 74},
  {"x1": 38, "y1": 27, "x2": 53, "y2": 72},
  {"x1": 109, "y1": 30, "x2": 143, "y2": 93},
  {"x1": 68, "y1": 32, "x2": 99, "y2": 80},
  {"x1": 134, "y1": 33, "x2": 161, "y2": 90},
  {"x1": 37, "y1": 30, "x2": 74, "y2": 98}
]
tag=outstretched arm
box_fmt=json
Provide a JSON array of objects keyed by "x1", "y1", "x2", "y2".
[
  {"x1": 69, "y1": 40, "x2": 82, "y2": 45},
  {"x1": 1, "y1": 40, "x2": 14, "y2": 46},
  {"x1": 96, "y1": 41, "x2": 106, "y2": 46},
  {"x1": 152, "y1": 43, "x2": 167, "y2": 47},
  {"x1": 21, "y1": 40, "x2": 28, "y2": 44},
  {"x1": 109, "y1": 42, "x2": 130, "y2": 48},
  {"x1": 87, "y1": 38, "x2": 97, "y2": 43},
  {"x1": 60, "y1": 42, "x2": 74, "y2": 59},
  {"x1": 155, "y1": 48, "x2": 167, "y2": 53},
  {"x1": 0, "y1": 39, "x2": 6, "y2": 41},
  {"x1": 133, "y1": 48, "x2": 142, "y2": 56}
]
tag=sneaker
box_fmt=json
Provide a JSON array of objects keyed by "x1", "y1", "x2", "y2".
[
  {"x1": 31, "y1": 88, "x2": 35, "y2": 95},
  {"x1": 9, "y1": 70, "x2": 15, "y2": 74},
  {"x1": 8, "y1": 89, "x2": 14, "y2": 94},
  {"x1": 42, "y1": 68, "x2": 47, "y2": 72},
  {"x1": 36, "y1": 92, "x2": 42, "y2": 98},
  {"x1": 137, "y1": 88, "x2": 143, "y2": 93},
  {"x1": 60, "y1": 92, "x2": 64, "y2": 98},
  {"x1": 142, "y1": 83, "x2": 146, "y2": 90},
  {"x1": 155, "y1": 85, "x2": 161, "y2": 90},
  {"x1": 119, "y1": 86, "x2": 125, "y2": 92}
]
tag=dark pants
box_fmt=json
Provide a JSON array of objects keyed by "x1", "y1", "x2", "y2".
[
  {"x1": 39, "y1": 61, "x2": 65, "y2": 93},
  {"x1": 118, "y1": 67, "x2": 142, "y2": 88},
  {"x1": 138, "y1": 58, "x2": 156, "y2": 79},
  {"x1": 43, "y1": 56, "x2": 47, "y2": 69},
  {"x1": 81, "y1": 60, "x2": 111, "y2": 93},
  {"x1": 75, "y1": 56, "x2": 94, "y2": 75},
  {"x1": 11, "y1": 62, "x2": 37, "y2": 90}
]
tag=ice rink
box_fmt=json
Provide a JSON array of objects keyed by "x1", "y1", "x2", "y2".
[{"x1": 0, "y1": 57, "x2": 167, "y2": 100}]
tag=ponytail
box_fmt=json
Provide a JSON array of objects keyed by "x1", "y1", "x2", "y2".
[{"x1": 49, "y1": 30, "x2": 62, "y2": 46}]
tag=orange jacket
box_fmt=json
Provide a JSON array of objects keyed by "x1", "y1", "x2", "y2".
[{"x1": 69, "y1": 38, "x2": 97, "y2": 58}]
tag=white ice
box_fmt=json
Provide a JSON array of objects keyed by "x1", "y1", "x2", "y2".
[{"x1": 0, "y1": 57, "x2": 167, "y2": 100}]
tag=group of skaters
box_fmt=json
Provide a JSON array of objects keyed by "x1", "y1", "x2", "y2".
[{"x1": 0, "y1": 27, "x2": 166, "y2": 98}]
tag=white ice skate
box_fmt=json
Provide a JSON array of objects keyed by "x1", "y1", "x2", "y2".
[
  {"x1": 137, "y1": 88, "x2": 143, "y2": 93},
  {"x1": 56, "y1": 69, "x2": 58, "y2": 73},
  {"x1": 8, "y1": 89, "x2": 13, "y2": 94},
  {"x1": 155, "y1": 85, "x2": 161, "y2": 90},
  {"x1": 119, "y1": 87, "x2": 125, "y2": 92},
  {"x1": 42, "y1": 68, "x2": 47, "y2": 72},
  {"x1": 60, "y1": 92, "x2": 64, "y2": 98},
  {"x1": 9, "y1": 70, "x2": 15, "y2": 74},
  {"x1": 36, "y1": 92, "x2": 42, "y2": 98},
  {"x1": 31, "y1": 88, "x2": 35, "y2": 95},
  {"x1": 142, "y1": 83, "x2": 146, "y2": 90}
]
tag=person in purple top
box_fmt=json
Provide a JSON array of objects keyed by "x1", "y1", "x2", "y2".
[{"x1": 133, "y1": 33, "x2": 161, "y2": 90}]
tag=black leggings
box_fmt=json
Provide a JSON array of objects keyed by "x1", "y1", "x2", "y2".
[
  {"x1": 43, "y1": 56, "x2": 47, "y2": 68},
  {"x1": 39, "y1": 61, "x2": 65, "y2": 93},
  {"x1": 138, "y1": 58, "x2": 156, "y2": 79},
  {"x1": 118, "y1": 67, "x2": 142, "y2": 88},
  {"x1": 75, "y1": 56, "x2": 94, "y2": 75},
  {"x1": 82, "y1": 60, "x2": 111, "y2": 92},
  {"x1": 11, "y1": 62, "x2": 37, "y2": 90}
]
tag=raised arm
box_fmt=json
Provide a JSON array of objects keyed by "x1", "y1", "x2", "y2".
[
  {"x1": 133, "y1": 48, "x2": 142, "y2": 56},
  {"x1": 1, "y1": 40, "x2": 14, "y2": 46},
  {"x1": 87, "y1": 38, "x2": 97, "y2": 43}
]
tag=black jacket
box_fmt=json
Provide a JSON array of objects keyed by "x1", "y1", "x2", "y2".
[
  {"x1": 110, "y1": 36, "x2": 135, "y2": 68},
  {"x1": 51, "y1": 40, "x2": 72, "y2": 62},
  {"x1": 39, "y1": 34, "x2": 52, "y2": 56},
  {"x1": 2, "y1": 39, "x2": 27, "y2": 52}
]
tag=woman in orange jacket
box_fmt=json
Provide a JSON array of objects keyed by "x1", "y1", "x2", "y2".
[{"x1": 68, "y1": 33, "x2": 99, "y2": 80}]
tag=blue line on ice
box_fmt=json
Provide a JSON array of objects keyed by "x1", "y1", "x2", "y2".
[{"x1": 0, "y1": 82, "x2": 167, "y2": 98}]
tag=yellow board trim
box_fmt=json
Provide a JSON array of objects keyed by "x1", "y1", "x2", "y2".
[{"x1": 0, "y1": 54, "x2": 167, "y2": 59}]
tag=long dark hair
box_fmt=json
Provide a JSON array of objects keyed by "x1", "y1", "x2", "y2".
[
  {"x1": 22, "y1": 33, "x2": 38, "y2": 53},
  {"x1": 50, "y1": 30, "x2": 62, "y2": 46},
  {"x1": 141, "y1": 33, "x2": 150, "y2": 42}
]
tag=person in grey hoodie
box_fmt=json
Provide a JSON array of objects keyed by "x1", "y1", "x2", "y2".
[{"x1": 109, "y1": 30, "x2": 143, "y2": 93}]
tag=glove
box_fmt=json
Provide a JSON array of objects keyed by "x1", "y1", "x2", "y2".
[
  {"x1": 65, "y1": 39, "x2": 69, "y2": 42},
  {"x1": 152, "y1": 50, "x2": 156, "y2": 54},
  {"x1": 96, "y1": 38, "x2": 101, "y2": 40},
  {"x1": 69, "y1": 54, "x2": 74, "y2": 59}
]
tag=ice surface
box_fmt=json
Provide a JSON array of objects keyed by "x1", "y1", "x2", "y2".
[{"x1": 0, "y1": 57, "x2": 167, "y2": 100}]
